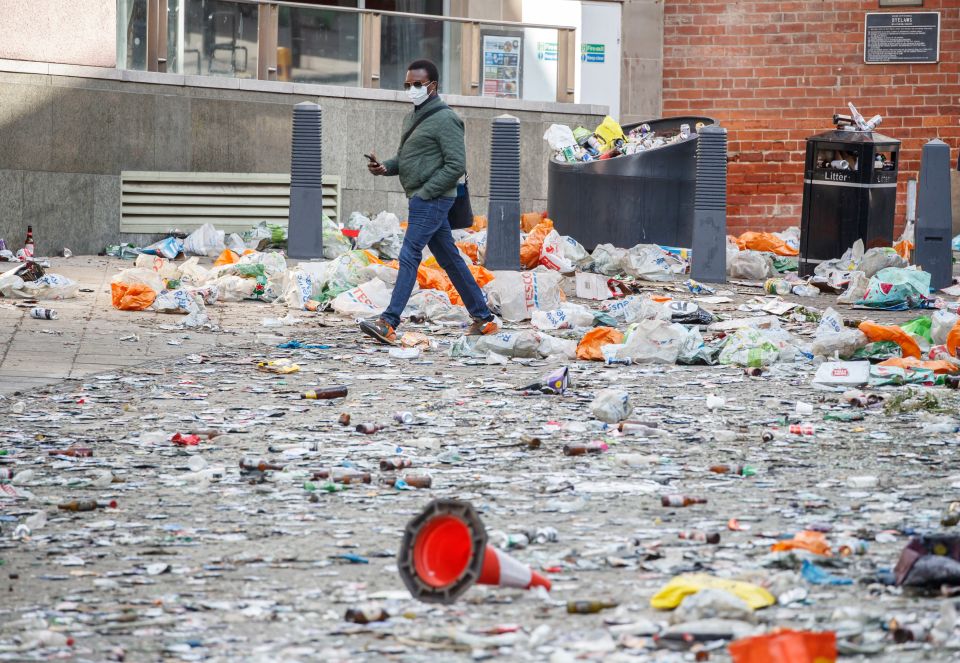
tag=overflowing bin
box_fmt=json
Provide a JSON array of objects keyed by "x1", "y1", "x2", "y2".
[
  {"x1": 546, "y1": 116, "x2": 715, "y2": 251},
  {"x1": 798, "y1": 128, "x2": 899, "y2": 276}
]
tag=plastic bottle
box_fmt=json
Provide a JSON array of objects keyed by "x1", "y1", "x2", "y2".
[
  {"x1": 58, "y1": 499, "x2": 117, "y2": 512},
  {"x1": 567, "y1": 600, "x2": 618, "y2": 614},
  {"x1": 312, "y1": 469, "x2": 371, "y2": 484},
  {"x1": 709, "y1": 464, "x2": 756, "y2": 477},
  {"x1": 48, "y1": 447, "x2": 93, "y2": 457},
  {"x1": 792, "y1": 284, "x2": 819, "y2": 298},
  {"x1": 789, "y1": 424, "x2": 815, "y2": 436},
  {"x1": 661, "y1": 495, "x2": 707, "y2": 507},
  {"x1": 380, "y1": 457, "x2": 412, "y2": 471},
  {"x1": 240, "y1": 458, "x2": 284, "y2": 472},
  {"x1": 563, "y1": 441, "x2": 608, "y2": 456},
  {"x1": 0, "y1": 468, "x2": 15, "y2": 481},
  {"x1": 393, "y1": 411, "x2": 414, "y2": 424},
  {"x1": 383, "y1": 474, "x2": 432, "y2": 489},
  {"x1": 301, "y1": 387, "x2": 348, "y2": 400},
  {"x1": 679, "y1": 531, "x2": 721, "y2": 544}
]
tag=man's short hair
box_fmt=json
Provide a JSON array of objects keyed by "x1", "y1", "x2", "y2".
[{"x1": 408, "y1": 59, "x2": 440, "y2": 83}]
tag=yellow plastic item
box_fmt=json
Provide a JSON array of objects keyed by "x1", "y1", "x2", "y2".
[
  {"x1": 256, "y1": 359, "x2": 300, "y2": 374},
  {"x1": 593, "y1": 115, "x2": 625, "y2": 149},
  {"x1": 650, "y1": 573, "x2": 776, "y2": 611}
]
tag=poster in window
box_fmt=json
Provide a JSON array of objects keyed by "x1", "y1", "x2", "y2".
[{"x1": 481, "y1": 34, "x2": 522, "y2": 99}]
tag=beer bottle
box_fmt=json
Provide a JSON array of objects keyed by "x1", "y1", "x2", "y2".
[
  {"x1": 301, "y1": 387, "x2": 348, "y2": 400},
  {"x1": 239, "y1": 458, "x2": 284, "y2": 472},
  {"x1": 563, "y1": 441, "x2": 607, "y2": 456},
  {"x1": 48, "y1": 447, "x2": 93, "y2": 458},
  {"x1": 58, "y1": 499, "x2": 117, "y2": 512},
  {"x1": 661, "y1": 494, "x2": 707, "y2": 507},
  {"x1": 567, "y1": 600, "x2": 618, "y2": 614},
  {"x1": 380, "y1": 457, "x2": 412, "y2": 471},
  {"x1": 345, "y1": 607, "x2": 389, "y2": 624},
  {"x1": 679, "y1": 531, "x2": 721, "y2": 544},
  {"x1": 23, "y1": 225, "x2": 34, "y2": 257}
]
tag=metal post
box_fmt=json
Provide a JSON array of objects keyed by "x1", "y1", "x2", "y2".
[
  {"x1": 485, "y1": 114, "x2": 521, "y2": 271},
  {"x1": 690, "y1": 124, "x2": 728, "y2": 283},
  {"x1": 915, "y1": 138, "x2": 953, "y2": 290},
  {"x1": 288, "y1": 102, "x2": 324, "y2": 260}
]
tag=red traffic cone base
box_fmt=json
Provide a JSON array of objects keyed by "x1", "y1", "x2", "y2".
[{"x1": 399, "y1": 499, "x2": 551, "y2": 604}]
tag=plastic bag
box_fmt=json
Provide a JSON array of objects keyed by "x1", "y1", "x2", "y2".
[
  {"x1": 603, "y1": 295, "x2": 669, "y2": 324},
  {"x1": 323, "y1": 214, "x2": 352, "y2": 259},
  {"x1": 591, "y1": 243, "x2": 629, "y2": 276},
  {"x1": 593, "y1": 115, "x2": 625, "y2": 149},
  {"x1": 520, "y1": 218, "x2": 554, "y2": 269},
  {"x1": 356, "y1": 211, "x2": 403, "y2": 260},
  {"x1": 177, "y1": 257, "x2": 210, "y2": 286},
  {"x1": 560, "y1": 235, "x2": 588, "y2": 263},
  {"x1": 111, "y1": 282, "x2": 156, "y2": 310},
  {"x1": 878, "y1": 357, "x2": 959, "y2": 374},
  {"x1": 153, "y1": 289, "x2": 208, "y2": 326},
  {"x1": 331, "y1": 278, "x2": 393, "y2": 317},
  {"x1": 728, "y1": 250, "x2": 775, "y2": 280},
  {"x1": 213, "y1": 249, "x2": 240, "y2": 267},
  {"x1": 932, "y1": 310, "x2": 959, "y2": 345},
  {"x1": 537, "y1": 333, "x2": 577, "y2": 359},
  {"x1": 836, "y1": 270, "x2": 869, "y2": 304},
  {"x1": 280, "y1": 269, "x2": 318, "y2": 310},
  {"x1": 183, "y1": 223, "x2": 226, "y2": 257},
  {"x1": 606, "y1": 319, "x2": 689, "y2": 364},
  {"x1": 475, "y1": 330, "x2": 542, "y2": 359},
  {"x1": 719, "y1": 328, "x2": 786, "y2": 367},
  {"x1": 416, "y1": 260, "x2": 495, "y2": 307},
  {"x1": 141, "y1": 236, "x2": 183, "y2": 260},
  {"x1": 589, "y1": 388, "x2": 632, "y2": 423},
  {"x1": 111, "y1": 267, "x2": 164, "y2": 293},
  {"x1": 538, "y1": 230, "x2": 575, "y2": 273},
  {"x1": 859, "y1": 267, "x2": 931, "y2": 308},
  {"x1": 484, "y1": 269, "x2": 564, "y2": 322},
  {"x1": 531, "y1": 304, "x2": 595, "y2": 331},
  {"x1": 543, "y1": 124, "x2": 577, "y2": 151},
  {"x1": 729, "y1": 630, "x2": 836, "y2": 663},
  {"x1": 405, "y1": 290, "x2": 471, "y2": 324},
  {"x1": 859, "y1": 246, "x2": 907, "y2": 278},
  {"x1": 622, "y1": 244, "x2": 673, "y2": 281},
  {"x1": 209, "y1": 275, "x2": 256, "y2": 302},
  {"x1": 650, "y1": 573, "x2": 776, "y2": 611},
  {"x1": 736, "y1": 231, "x2": 798, "y2": 256},
  {"x1": 858, "y1": 320, "x2": 921, "y2": 358},
  {"x1": 10, "y1": 274, "x2": 78, "y2": 300},
  {"x1": 811, "y1": 309, "x2": 868, "y2": 358},
  {"x1": 576, "y1": 327, "x2": 625, "y2": 361}
]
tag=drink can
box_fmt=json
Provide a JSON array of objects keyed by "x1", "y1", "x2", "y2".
[
  {"x1": 764, "y1": 278, "x2": 791, "y2": 295},
  {"x1": 30, "y1": 307, "x2": 58, "y2": 320}
]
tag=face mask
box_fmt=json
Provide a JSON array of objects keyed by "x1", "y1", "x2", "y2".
[{"x1": 406, "y1": 84, "x2": 430, "y2": 106}]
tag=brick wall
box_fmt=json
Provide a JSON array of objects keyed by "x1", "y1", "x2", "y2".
[{"x1": 662, "y1": 0, "x2": 960, "y2": 236}]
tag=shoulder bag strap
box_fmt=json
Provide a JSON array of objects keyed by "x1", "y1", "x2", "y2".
[{"x1": 398, "y1": 103, "x2": 448, "y2": 150}]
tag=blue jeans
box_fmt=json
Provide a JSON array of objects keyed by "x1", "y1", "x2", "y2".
[{"x1": 381, "y1": 195, "x2": 492, "y2": 328}]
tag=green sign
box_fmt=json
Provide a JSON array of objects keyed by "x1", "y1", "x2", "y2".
[
  {"x1": 581, "y1": 43, "x2": 605, "y2": 63},
  {"x1": 537, "y1": 41, "x2": 557, "y2": 62}
]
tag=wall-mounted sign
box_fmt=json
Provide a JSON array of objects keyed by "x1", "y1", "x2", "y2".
[
  {"x1": 536, "y1": 41, "x2": 557, "y2": 62},
  {"x1": 581, "y1": 43, "x2": 605, "y2": 63},
  {"x1": 864, "y1": 12, "x2": 939, "y2": 64},
  {"x1": 482, "y1": 34, "x2": 522, "y2": 98}
]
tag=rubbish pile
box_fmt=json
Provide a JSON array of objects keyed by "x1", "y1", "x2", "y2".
[
  {"x1": 5, "y1": 209, "x2": 960, "y2": 660},
  {"x1": 544, "y1": 115, "x2": 702, "y2": 163}
]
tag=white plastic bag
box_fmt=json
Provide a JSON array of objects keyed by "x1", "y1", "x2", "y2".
[
  {"x1": 622, "y1": 244, "x2": 673, "y2": 281},
  {"x1": 837, "y1": 271, "x2": 869, "y2": 304},
  {"x1": 18, "y1": 274, "x2": 79, "y2": 300},
  {"x1": 811, "y1": 307, "x2": 867, "y2": 358},
  {"x1": 531, "y1": 304, "x2": 595, "y2": 331},
  {"x1": 590, "y1": 389, "x2": 632, "y2": 423},
  {"x1": 404, "y1": 290, "x2": 470, "y2": 324},
  {"x1": 356, "y1": 211, "x2": 403, "y2": 260},
  {"x1": 537, "y1": 333, "x2": 578, "y2": 359},
  {"x1": 728, "y1": 250, "x2": 775, "y2": 280},
  {"x1": 475, "y1": 330, "x2": 542, "y2": 358},
  {"x1": 539, "y1": 230, "x2": 575, "y2": 273},
  {"x1": 111, "y1": 267, "x2": 164, "y2": 293},
  {"x1": 209, "y1": 275, "x2": 255, "y2": 302},
  {"x1": 607, "y1": 319, "x2": 688, "y2": 364},
  {"x1": 543, "y1": 124, "x2": 577, "y2": 151},
  {"x1": 560, "y1": 235, "x2": 589, "y2": 263},
  {"x1": 858, "y1": 247, "x2": 907, "y2": 278},
  {"x1": 591, "y1": 244, "x2": 629, "y2": 276},
  {"x1": 323, "y1": 215, "x2": 352, "y2": 259},
  {"x1": 183, "y1": 223, "x2": 225, "y2": 257},
  {"x1": 933, "y1": 309, "x2": 959, "y2": 345},
  {"x1": 177, "y1": 257, "x2": 210, "y2": 285},
  {"x1": 484, "y1": 269, "x2": 564, "y2": 322},
  {"x1": 331, "y1": 278, "x2": 393, "y2": 317}
]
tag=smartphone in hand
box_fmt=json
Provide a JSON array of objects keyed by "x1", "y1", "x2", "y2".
[{"x1": 364, "y1": 153, "x2": 380, "y2": 166}]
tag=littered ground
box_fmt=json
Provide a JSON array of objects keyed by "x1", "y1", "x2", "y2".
[{"x1": 1, "y1": 255, "x2": 958, "y2": 662}]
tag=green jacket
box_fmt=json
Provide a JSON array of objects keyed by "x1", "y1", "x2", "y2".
[{"x1": 382, "y1": 95, "x2": 466, "y2": 200}]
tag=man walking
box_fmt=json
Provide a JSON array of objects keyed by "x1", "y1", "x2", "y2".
[{"x1": 361, "y1": 59, "x2": 499, "y2": 344}]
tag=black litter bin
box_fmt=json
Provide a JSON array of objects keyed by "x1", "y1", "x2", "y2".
[
  {"x1": 798, "y1": 129, "x2": 899, "y2": 276},
  {"x1": 547, "y1": 116, "x2": 714, "y2": 251}
]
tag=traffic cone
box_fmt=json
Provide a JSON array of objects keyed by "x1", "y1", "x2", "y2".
[{"x1": 398, "y1": 498, "x2": 551, "y2": 604}]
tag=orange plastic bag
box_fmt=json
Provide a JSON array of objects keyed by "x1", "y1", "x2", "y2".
[
  {"x1": 213, "y1": 249, "x2": 240, "y2": 266},
  {"x1": 859, "y1": 320, "x2": 921, "y2": 359},
  {"x1": 770, "y1": 530, "x2": 832, "y2": 556},
  {"x1": 894, "y1": 239, "x2": 914, "y2": 261},
  {"x1": 455, "y1": 241, "x2": 479, "y2": 265},
  {"x1": 576, "y1": 327, "x2": 624, "y2": 361},
  {"x1": 110, "y1": 282, "x2": 156, "y2": 311},
  {"x1": 470, "y1": 216, "x2": 488, "y2": 231},
  {"x1": 416, "y1": 260, "x2": 495, "y2": 306},
  {"x1": 520, "y1": 218, "x2": 554, "y2": 269},
  {"x1": 729, "y1": 629, "x2": 836, "y2": 663},
  {"x1": 878, "y1": 357, "x2": 960, "y2": 374},
  {"x1": 736, "y1": 231, "x2": 799, "y2": 256},
  {"x1": 947, "y1": 320, "x2": 960, "y2": 358},
  {"x1": 521, "y1": 211, "x2": 547, "y2": 233}
]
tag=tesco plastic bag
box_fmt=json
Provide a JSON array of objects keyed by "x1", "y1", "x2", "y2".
[
  {"x1": 531, "y1": 303, "x2": 595, "y2": 331},
  {"x1": 622, "y1": 245, "x2": 674, "y2": 281},
  {"x1": 183, "y1": 223, "x2": 226, "y2": 257},
  {"x1": 280, "y1": 269, "x2": 319, "y2": 310},
  {"x1": 484, "y1": 269, "x2": 564, "y2": 322},
  {"x1": 728, "y1": 250, "x2": 775, "y2": 280},
  {"x1": 153, "y1": 289, "x2": 209, "y2": 327},
  {"x1": 539, "y1": 230, "x2": 575, "y2": 273},
  {"x1": 209, "y1": 275, "x2": 255, "y2": 302},
  {"x1": 475, "y1": 330, "x2": 542, "y2": 359},
  {"x1": 331, "y1": 278, "x2": 393, "y2": 317},
  {"x1": 602, "y1": 295, "x2": 669, "y2": 324}
]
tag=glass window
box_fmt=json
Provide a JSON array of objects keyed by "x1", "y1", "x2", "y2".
[
  {"x1": 117, "y1": 0, "x2": 148, "y2": 70},
  {"x1": 278, "y1": 6, "x2": 361, "y2": 85},
  {"x1": 181, "y1": 0, "x2": 259, "y2": 78}
]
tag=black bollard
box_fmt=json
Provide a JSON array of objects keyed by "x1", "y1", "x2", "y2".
[
  {"x1": 690, "y1": 124, "x2": 728, "y2": 283},
  {"x1": 288, "y1": 101, "x2": 324, "y2": 260},
  {"x1": 485, "y1": 114, "x2": 521, "y2": 271},
  {"x1": 915, "y1": 138, "x2": 952, "y2": 290}
]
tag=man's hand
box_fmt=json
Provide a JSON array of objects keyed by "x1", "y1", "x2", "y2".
[{"x1": 367, "y1": 152, "x2": 387, "y2": 176}]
